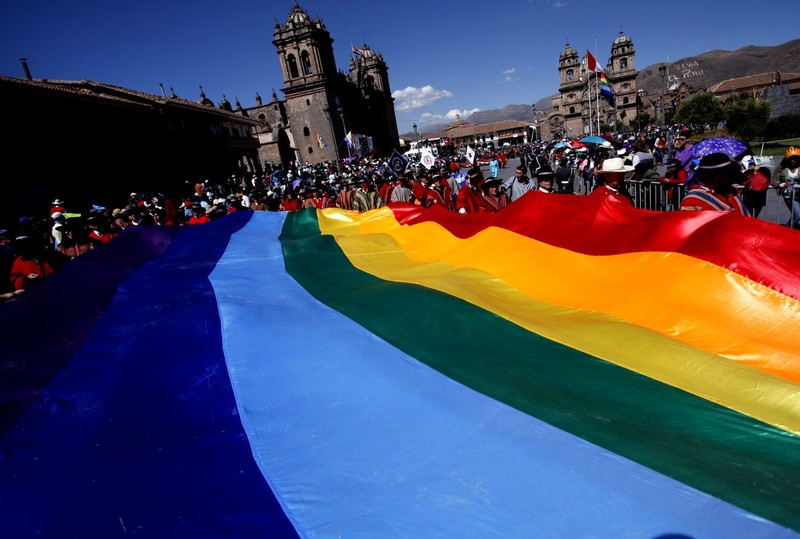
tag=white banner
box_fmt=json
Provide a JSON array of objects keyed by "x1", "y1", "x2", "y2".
[
  {"x1": 420, "y1": 148, "x2": 435, "y2": 169},
  {"x1": 466, "y1": 146, "x2": 476, "y2": 165}
]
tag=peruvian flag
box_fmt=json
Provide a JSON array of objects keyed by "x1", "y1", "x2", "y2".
[{"x1": 586, "y1": 50, "x2": 599, "y2": 72}]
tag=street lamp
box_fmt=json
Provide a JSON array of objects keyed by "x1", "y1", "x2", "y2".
[
  {"x1": 335, "y1": 96, "x2": 350, "y2": 158},
  {"x1": 658, "y1": 64, "x2": 666, "y2": 126},
  {"x1": 413, "y1": 122, "x2": 419, "y2": 146}
]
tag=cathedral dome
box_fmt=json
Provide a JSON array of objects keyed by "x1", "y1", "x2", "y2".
[
  {"x1": 613, "y1": 31, "x2": 632, "y2": 47},
  {"x1": 287, "y1": 3, "x2": 310, "y2": 26},
  {"x1": 559, "y1": 42, "x2": 578, "y2": 59}
]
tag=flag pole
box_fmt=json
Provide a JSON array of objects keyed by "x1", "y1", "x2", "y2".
[
  {"x1": 587, "y1": 78, "x2": 593, "y2": 136},
  {"x1": 595, "y1": 72, "x2": 601, "y2": 135}
]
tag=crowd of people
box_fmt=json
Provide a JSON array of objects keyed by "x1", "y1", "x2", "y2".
[{"x1": 2, "y1": 126, "x2": 798, "y2": 301}]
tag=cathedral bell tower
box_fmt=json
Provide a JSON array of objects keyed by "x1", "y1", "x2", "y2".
[
  {"x1": 558, "y1": 42, "x2": 582, "y2": 137},
  {"x1": 608, "y1": 31, "x2": 638, "y2": 126},
  {"x1": 273, "y1": 2, "x2": 341, "y2": 163},
  {"x1": 347, "y1": 44, "x2": 399, "y2": 154}
]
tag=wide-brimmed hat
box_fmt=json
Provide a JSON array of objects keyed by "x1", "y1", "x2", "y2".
[
  {"x1": 695, "y1": 152, "x2": 741, "y2": 176},
  {"x1": 595, "y1": 158, "x2": 634, "y2": 174},
  {"x1": 483, "y1": 177, "x2": 502, "y2": 188}
]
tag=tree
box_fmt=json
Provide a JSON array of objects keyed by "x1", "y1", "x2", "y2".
[
  {"x1": 674, "y1": 92, "x2": 724, "y2": 125},
  {"x1": 764, "y1": 114, "x2": 800, "y2": 140},
  {"x1": 724, "y1": 96, "x2": 770, "y2": 140}
]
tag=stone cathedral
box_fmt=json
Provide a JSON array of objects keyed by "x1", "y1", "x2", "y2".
[
  {"x1": 246, "y1": 2, "x2": 399, "y2": 167},
  {"x1": 549, "y1": 31, "x2": 639, "y2": 138}
]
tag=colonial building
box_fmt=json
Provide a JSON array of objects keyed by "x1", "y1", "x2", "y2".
[
  {"x1": 545, "y1": 32, "x2": 639, "y2": 139},
  {"x1": 428, "y1": 118, "x2": 533, "y2": 150},
  {"x1": 0, "y1": 74, "x2": 261, "y2": 219},
  {"x1": 246, "y1": 3, "x2": 399, "y2": 167},
  {"x1": 708, "y1": 71, "x2": 800, "y2": 118}
]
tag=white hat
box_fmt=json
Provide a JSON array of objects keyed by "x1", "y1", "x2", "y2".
[{"x1": 595, "y1": 157, "x2": 635, "y2": 174}]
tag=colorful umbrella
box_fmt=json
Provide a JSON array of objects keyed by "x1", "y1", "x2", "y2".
[
  {"x1": 580, "y1": 135, "x2": 607, "y2": 145},
  {"x1": 691, "y1": 137, "x2": 750, "y2": 160},
  {"x1": 569, "y1": 139, "x2": 587, "y2": 149}
]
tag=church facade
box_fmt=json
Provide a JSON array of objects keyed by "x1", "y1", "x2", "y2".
[
  {"x1": 246, "y1": 3, "x2": 399, "y2": 168},
  {"x1": 546, "y1": 32, "x2": 639, "y2": 139}
]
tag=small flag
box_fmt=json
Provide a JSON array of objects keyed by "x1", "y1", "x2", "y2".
[
  {"x1": 352, "y1": 45, "x2": 364, "y2": 56},
  {"x1": 316, "y1": 133, "x2": 328, "y2": 148},
  {"x1": 586, "y1": 50, "x2": 599, "y2": 72},
  {"x1": 599, "y1": 72, "x2": 614, "y2": 105},
  {"x1": 345, "y1": 131, "x2": 355, "y2": 150},
  {"x1": 388, "y1": 149, "x2": 409, "y2": 175},
  {"x1": 465, "y1": 146, "x2": 476, "y2": 165},
  {"x1": 420, "y1": 148, "x2": 436, "y2": 170}
]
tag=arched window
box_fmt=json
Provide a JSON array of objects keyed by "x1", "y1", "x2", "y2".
[
  {"x1": 308, "y1": 147, "x2": 313, "y2": 154},
  {"x1": 303, "y1": 126, "x2": 310, "y2": 136},
  {"x1": 566, "y1": 69, "x2": 574, "y2": 81},
  {"x1": 569, "y1": 106, "x2": 576, "y2": 114},
  {"x1": 622, "y1": 97, "x2": 629, "y2": 105},
  {"x1": 258, "y1": 113, "x2": 267, "y2": 126},
  {"x1": 620, "y1": 58, "x2": 628, "y2": 69},
  {"x1": 301, "y1": 51, "x2": 313, "y2": 75},
  {"x1": 287, "y1": 54, "x2": 299, "y2": 78}
]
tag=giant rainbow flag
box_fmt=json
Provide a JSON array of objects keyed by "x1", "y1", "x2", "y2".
[{"x1": 2, "y1": 194, "x2": 799, "y2": 538}]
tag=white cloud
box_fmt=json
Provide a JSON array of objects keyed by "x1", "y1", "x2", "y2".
[
  {"x1": 415, "y1": 108, "x2": 480, "y2": 128},
  {"x1": 502, "y1": 67, "x2": 517, "y2": 75},
  {"x1": 391, "y1": 85, "x2": 453, "y2": 112}
]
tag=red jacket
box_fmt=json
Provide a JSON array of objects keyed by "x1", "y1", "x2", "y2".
[
  {"x1": 10, "y1": 257, "x2": 55, "y2": 290},
  {"x1": 456, "y1": 185, "x2": 484, "y2": 213}
]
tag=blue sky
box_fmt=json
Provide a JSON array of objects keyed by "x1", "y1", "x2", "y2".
[{"x1": 2, "y1": 0, "x2": 797, "y2": 135}]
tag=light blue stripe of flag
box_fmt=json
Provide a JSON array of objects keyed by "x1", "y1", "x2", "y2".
[{"x1": 208, "y1": 212, "x2": 792, "y2": 538}]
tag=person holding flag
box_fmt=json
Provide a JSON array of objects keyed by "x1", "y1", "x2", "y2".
[{"x1": 456, "y1": 167, "x2": 486, "y2": 214}]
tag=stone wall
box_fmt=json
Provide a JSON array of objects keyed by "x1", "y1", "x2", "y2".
[{"x1": 764, "y1": 86, "x2": 800, "y2": 119}]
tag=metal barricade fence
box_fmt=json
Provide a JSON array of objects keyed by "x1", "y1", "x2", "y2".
[
  {"x1": 566, "y1": 171, "x2": 794, "y2": 227},
  {"x1": 626, "y1": 180, "x2": 686, "y2": 212},
  {"x1": 780, "y1": 184, "x2": 800, "y2": 229}
]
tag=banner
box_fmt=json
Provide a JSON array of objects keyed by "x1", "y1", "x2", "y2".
[
  {"x1": 465, "y1": 145, "x2": 476, "y2": 165},
  {"x1": 420, "y1": 147, "x2": 435, "y2": 169},
  {"x1": 387, "y1": 149, "x2": 409, "y2": 174},
  {"x1": 2, "y1": 203, "x2": 799, "y2": 537}
]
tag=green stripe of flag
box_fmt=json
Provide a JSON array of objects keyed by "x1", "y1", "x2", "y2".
[{"x1": 280, "y1": 209, "x2": 800, "y2": 532}]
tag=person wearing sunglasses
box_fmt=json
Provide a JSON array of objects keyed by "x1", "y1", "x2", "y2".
[{"x1": 673, "y1": 130, "x2": 695, "y2": 173}]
